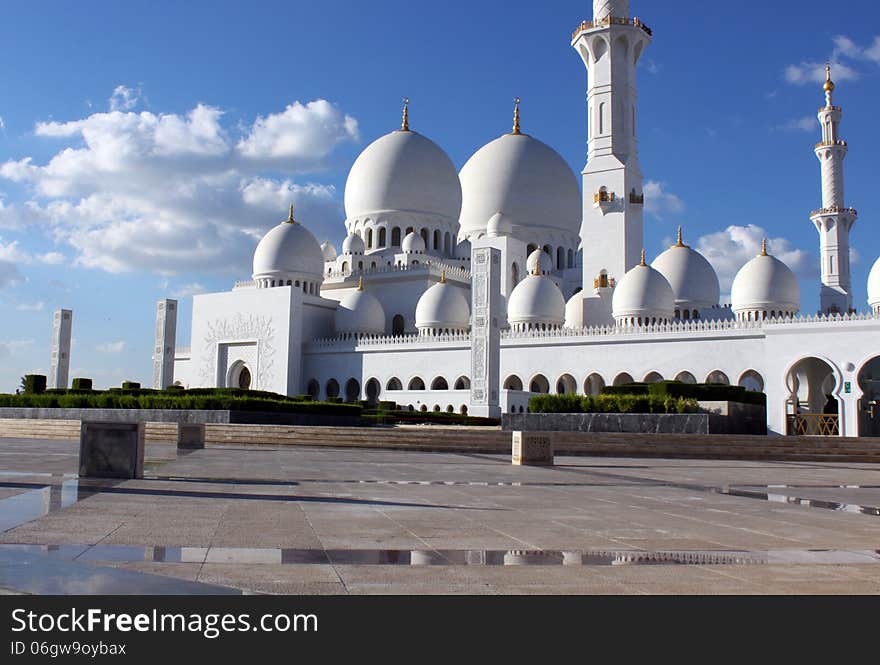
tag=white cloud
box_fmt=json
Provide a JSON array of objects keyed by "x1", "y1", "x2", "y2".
[
  {"x1": 643, "y1": 180, "x2": 684, "y2": 220},
  {"x1": 15, "y1": 301, "x2": 44, "y2": 311},
  {"x1": 696, "y1": 224, "x2": 817, "y2": 301},
  {"x1": 0, "y1": 92, "x2": 358, "y2": 276},
  {"x1": 169, "y1": 282, "x2": 207, "y2": 298},
  {"x1": 784, "y1": 60, "x2": 858, "y2": 85},
  {"x1": 0, "y1": 339, "x2": 35, "y2": 358},
  {"x1": 0, "y1": 116, "x2": 5, "y2": 131},
  {"x1": 96, "y1": 341, "x2": 126, "y2": 353},
  {"x1": 39, "y1": 251, "x2": 65, "y2": 265},
  {"x1": 776, "y1": 116, "x2": 815, "y2": 132},
  {"x1": 109, "y1": 85, "x2": 141, "y2": 112},
  {"x1": 238, "y1": 100, "x2": 359, "y2": 162}
]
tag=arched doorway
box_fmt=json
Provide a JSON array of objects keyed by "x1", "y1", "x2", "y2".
[
  {"x1": 643, "y1": 371, "x2": 663, "y2": 383},
  {"x1": 227, "y1": 361, "x2": 252, "y2": 390},
  {"x1": 325, "y1": 379, "x2": 340, "y2": 399},
  {"x1": 556, "y1": 374, "x2": 577, "y2": 394},
  {"x1": 306, "y1": 379, "x2": 320, "y2": 399},
  {"x1": 392, "y1": 315, "x2": 405, "y2": 336},
  {"x1": 365, "y1": 378, "x2": 381, "y2": 405},
  {"x1": 345, "y1": 378, "x2": 361, "y2": 403},
  {"x1": 675, "y1": 371, "x2": 696, "y2": 384},
  {"x1": 408, "y1": 376, "x2": 425, "y2": 390},
  {"x1": 738, "y1": 369, "x2": 764, "y2": 393},
  {"x1": 503, "y1": 375, "x2": 523, "y2": 391},
  {"x1": 706, "y1": 370, "x2": 730, "y2": 385},
  {"x1": 431, "y1": 377, "x2": 449, "y2": 390},
  {"x1": 857, "y1": 356, "x2": 880, "y2": 437},
  {"x1": 613, "y1": 372, "x2": 634, "y2": 387},
  {"x1": 785, "y1": 357, "x2": 839, "y2": 435},
  {"x1": 584, "y1": 373, "x2": 605, "y2": 396},
  {"x1": 454, "y1": 376, "x2": 470, "y2": 390},
  {"x1": 529, "y1": 374, "x2": 550, "y2": 394}
]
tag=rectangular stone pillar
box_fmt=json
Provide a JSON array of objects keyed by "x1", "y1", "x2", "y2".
[
  {"x1": 79, "y1": 422, "x2": 145, "y2": 479},
  {"x1": 153, "y1": 299, "x2": 178, "y2": 389},
  {"x1": 469, "y1": 247, "x2": 501, "y2": 418},
  {"x1": 512, "y1": 431, "x2": 554, "y2": 466},
  {"x1": 49, "y1": 309, "x2": 72, "y2": 389}
]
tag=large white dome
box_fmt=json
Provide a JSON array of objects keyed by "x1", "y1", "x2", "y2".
[
  {"x1": 507, "y1": 272, "x2": 565, "y2": 329},
  {"x1": 459, "y1": 132, "x2": 581, "y2": 240},
  {"x1": 730, "y1": 245, "x2": 800, "y2": 319},
  {"x1": 612, "y1": 257, "x2": 675, "y2": 324},
  {"x1": 868, "y1": 256, "x2": 880, "y2": 311},
  {"x1": 651, "y1": 232, "x2": 720, "y2": 312},
  {"x1": 414, "y1": 277, "x2": 470, "y2": 333},
  {"x1": 334, "y1": 281, "x2": 386, "y2": 336},
  {"x1": 344, "y1": 129, "x2": 462, "y2": 221},
  {"x1": 252, "y1": 208, "x2": 324, "y2": 282}
]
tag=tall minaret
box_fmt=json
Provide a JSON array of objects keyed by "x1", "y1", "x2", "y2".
[
  {"x1": 811, "y1": 64, "x2": 857, "y2": 314},
  {"x1": 572, "y1": 0, "x2": 651, "y2": 288}
]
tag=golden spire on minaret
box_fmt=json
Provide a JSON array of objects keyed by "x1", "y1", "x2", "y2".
[
  {"x1": 760, "y1": 238, "x2": 768, "y2": 256},
  {"x1": 285, "y1": 203, "x2": 296, "y2": 224},
  {"x1": 824, "y1": 63, "x2": 835, "y2": 106},
  {"x1": 511, "y1": 97, "x2": 521, "y2": 135},
  {"x1": 532, "y1": 253, "x2": 541, "y2": 276},
  {"x1": 440, "y1": 269, "x2": 447, "y2": 283},
  {"x1": 640, "y1": 248, "x2": 646, "y2": 266},
  {"x1": 401, "y1": 97, "x2": 410, "y2": 131},
  {"x1": 357, "y1": 276, "x2": 364, "y2": 291}
]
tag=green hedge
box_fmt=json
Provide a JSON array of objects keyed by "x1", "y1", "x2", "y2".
[
  {"x1": 121, "y1": 381, "x2": 141, "y2": 390},
  {"x1": 71, "y1": 378, "x2": 93, "y2": 390},
  {"x1": 24, "y1": 375, "x2": 47, "y2": 394},
  {"x1": 0, "y1": 388, "x2": 361, "y2": 417},
  {"x1": 601, "y1": 381, "x2": 766, "y2": 406},
  {"x1": 529, "y1": 393, "x2": 699, "y2": 414}
]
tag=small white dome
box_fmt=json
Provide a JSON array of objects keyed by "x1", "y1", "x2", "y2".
[
  {"x1": 252, "y1": 208, "x2": 324, "y2": 282},
  {"x1": 415, "y1": 277, "x2": 470, "y2": 332},
  {"x1": 459, "y1": 132, "x2": 581, "y2": 240},
  {"x1": 651, "y1": 233, "x2": 720, "y2": 311},
  {"x1": 730, "y1": 245, "x2": 800, "y2": 318},
  {"x1": 526, "y1": 249, "x2": 553, "y2": 275},
  {"x1": 402, "y1": 231, "x2": 426, "y2": 254},
  {"x1": 612, "y1": 258, "x2": 675, "y2": 324},
  {"x1": 334, "y1": 281, "x2": 386, "y2": 336},
  {"x1": 507, "y1": 272, "x2": 565, "y2": 328},
  {"x1": 486, "y1": 212, "x2": 513, "y2": 238},
  {"x1": 321, "y1": 241, "x2": 337, "y2": 262},
  {"x1": 342, "y1": 233, "x2": 365, "y2": 255},
  {"x1": 868, "y1": 256, "x2": 880, "y2": 311},
  {"x1": 344, "y1": 129, "x2": 462, "y2": 222},
  {"x1": 564, "y1": 291, "x2": 584, "y2": 329}
]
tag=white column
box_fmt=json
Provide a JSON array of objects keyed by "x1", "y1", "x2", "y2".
[
  {"x1": 573, "y1": 2, "x2": 650, "y2": 288},
  {"x1": 152, "y1": 299, "x2": 177, "y2": 389},
  {"x1": 49, "y1": 309, "x2": 72, "y2": 389},
  {"x1": 469, "y1": 247, "x2": 501, "y2": 418}
]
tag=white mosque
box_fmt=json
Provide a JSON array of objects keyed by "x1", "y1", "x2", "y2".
[{"x1": 166, "y1": 0, "x2": 880, "y2": 438}]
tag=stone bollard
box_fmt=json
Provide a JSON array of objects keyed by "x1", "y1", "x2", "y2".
[
  {"x1": 79, "y1": 421, "x2": 145, "y2": 479},
  {"x1": 511, "y1": 431, "x2": 554, "y2": 466},
  {"x1": 177, "y1": 423, "x2": 206, "y2": 450}
]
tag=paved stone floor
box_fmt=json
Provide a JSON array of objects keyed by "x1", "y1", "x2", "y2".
[{"x1": 1, "y1": 436, "x2": 880, "y2": 594}]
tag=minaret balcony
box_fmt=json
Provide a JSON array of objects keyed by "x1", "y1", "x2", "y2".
[
  {"x1": 593, "y1": 189, "x2": 621, "y2": 215},
  {"x1": 810, "y1": 206, "x2": 857, "y2": 218},
  {"x1": 571, "y1": 16, "x2": 652, "y2": 41},
  {"x1": 815, "y1": 140, "x2": 847, "y2": 149},
  {"x1": 629, "y1": 192, "x2": 644, "y2": 205}
]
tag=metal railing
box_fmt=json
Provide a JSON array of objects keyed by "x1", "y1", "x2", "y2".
[
  {"x1": 572, "y1": 16, "x2": 652, "y2": 40},
  {"x1": 786, "y1": 414, "x2": 839, "y2": 436}
]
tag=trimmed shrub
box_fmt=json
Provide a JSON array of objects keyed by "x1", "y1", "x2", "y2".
[
  {"x1": 71, "y1": 378, "x2": 93, "y2": 391},
  {"x1": 601, "y1": 381, "x2": 765, "y2": 406},
  {"x1": 122, "y1": 381, "x2": 141, "y2": 390},
  {"x1": 24, "y1": 375, "x2": 47, "y2": 395},
  {"x1": 378, "y1": 401, "x2": 397, "y2": 412},
  {"x1": 528, "y1": 393, "x2": 698, "y2": 415}
]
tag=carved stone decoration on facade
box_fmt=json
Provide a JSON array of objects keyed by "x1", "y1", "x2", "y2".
[{"x1": 198, "y1": 314, "x2": 276, "y2": 387}]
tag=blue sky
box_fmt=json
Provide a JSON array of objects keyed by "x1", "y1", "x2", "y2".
[{"x1": 1, "y1": 0, "x2": 879, "y2": 392}]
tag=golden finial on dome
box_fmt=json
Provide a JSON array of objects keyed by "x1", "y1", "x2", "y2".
[
  {"x1": 532, "y1": 253, "x2": 541, "y2": 276},
  {"x1": 357, "y1": 276, "x2": 364, "y2": 291},
  {"x1": 675, "y1": 226, "x2": 684, "y2": 247},
  {"x1": 285, "y1": 203, "x2": 296, "y2": 224},
  {"x1": 440, "y1": 269, "x2": 446, "y2": 284},
  {"x1": 511, "y1": 97, "x2": 521, "y2": 135},
  {"x1": 401, "y1": 97, "x2": 410, "y2": 131},
  {"x1": 640, "y1": 248, "x2": 646, "y2": 266},
  {"x1": 760, "y1": 238, "x2": 768, "y2": 256}
]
